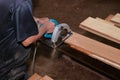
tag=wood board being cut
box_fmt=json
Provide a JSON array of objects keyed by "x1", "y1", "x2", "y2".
[
  {"x1": 80, "y1": 17, "x2": 120, "y2": 44},
  {"x1": 65, "y1": 32, "x2": 120, "y2": 70}
]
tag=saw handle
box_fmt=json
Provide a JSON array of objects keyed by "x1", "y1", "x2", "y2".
[{"x1": 40, "y1": 19, "x2": 59, "y2": 38}]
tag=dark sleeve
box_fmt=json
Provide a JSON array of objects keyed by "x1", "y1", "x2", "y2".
[{"x1": 14, "y1": 0, "x2": 38, "y2": 42}]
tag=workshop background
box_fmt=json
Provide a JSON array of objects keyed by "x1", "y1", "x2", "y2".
[{"x1": 27, "y1": 0, "x2": 120, "y2": 80}]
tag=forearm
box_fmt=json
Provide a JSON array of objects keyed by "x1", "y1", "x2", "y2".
[
  {"x1": 22, "y1": 26, "x2": 46, "y2": 47},
  {"x1": 22, "y1": 17, "x2": 54, "y2": 47}
]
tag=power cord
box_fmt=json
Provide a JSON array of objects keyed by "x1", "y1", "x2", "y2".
[{"x1": 30, "y1": 41, "x2": 38, "y2": 75}]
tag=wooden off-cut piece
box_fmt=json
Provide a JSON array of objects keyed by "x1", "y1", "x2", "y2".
[
  {"x1": 65, "y1": 32, "x2": 120, "y2": 70},
  {"x1": 110, "y1": 13, "x2": 120, "y2": 24},
  {"x1": 28, "y1": 73, "x2": 42, "y2": 80},
  {"x1": 41, "y1": 75, "x2": 53, "y2": 80},
  {"x1": 80, "y1": 17, "x2": 120, "y2": 44}
]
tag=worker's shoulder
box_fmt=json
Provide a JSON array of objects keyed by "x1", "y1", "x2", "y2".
[{"x1": 14, "y1": 0, "x2": 32, "y2": 8}]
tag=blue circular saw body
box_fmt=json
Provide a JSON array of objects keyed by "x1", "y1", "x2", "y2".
[{"x1": 43, "y1": 19, "x2": 59, "y2": 38}]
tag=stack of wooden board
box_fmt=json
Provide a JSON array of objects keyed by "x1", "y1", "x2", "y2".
[
  {"x1": 28, "y1": 73, "x2": 53, "y2": 80},
  {"x1": 80, "y1": 16, "x2": 120, "y2": 44},
  {"x1": 65, "y1": 13, "x2": 120, "y2": 70}
]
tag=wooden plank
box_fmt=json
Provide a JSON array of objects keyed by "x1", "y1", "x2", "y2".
[
  {"x1": 65, "y1": 32, "x2": 120, "y2": 70},
  {"x1": 96, "y1": 17, "x2": 114, "y2": 25},
  {"x1": 80, "y1": 17, "x2": 120, "y2": 44},
  {"x1": 110, "y1": 13, "x2": 120, "y2": 24},
  {"x1": 28, "y1": 73, "x2": 42, "y2": 80},
  {"x1": 105, "y1": 14, "x2": 120, "y2": 28}
]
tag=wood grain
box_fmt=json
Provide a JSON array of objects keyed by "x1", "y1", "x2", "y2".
[
  {"x1": 65, "y1": 32, "x2": 120, "y2": 69},
  {"x1": 80, "y1": 17, "x2": 120, "y2": 44}
]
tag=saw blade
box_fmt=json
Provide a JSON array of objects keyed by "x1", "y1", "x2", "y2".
[{"x1": 39, "y1": 31, "x2": 72, "y2": 48}]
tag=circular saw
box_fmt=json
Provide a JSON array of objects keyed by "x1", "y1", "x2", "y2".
[{"x1": 39, "y1": 21, "x2": 72, "y2": 48}]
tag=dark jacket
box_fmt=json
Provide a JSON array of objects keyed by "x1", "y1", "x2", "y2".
[{"x1": 0, "y1": 0, "x2": 38, "y2": 78}]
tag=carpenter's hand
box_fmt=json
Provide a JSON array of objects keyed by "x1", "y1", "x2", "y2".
[
  {"x1": 35, "y1": 17, "x2": 55, "y2": 34},
  {"x1": 43, "y1": 21, "x2": 55, "y2": 33}
]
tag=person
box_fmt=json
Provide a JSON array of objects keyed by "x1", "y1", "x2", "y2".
[{"x1": 0, "y1": 0, "x2": 54, "y2": 79}]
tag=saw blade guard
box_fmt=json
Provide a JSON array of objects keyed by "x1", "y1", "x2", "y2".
[{"x1": 51, "y1": 23, "x2": 71, "y2": 43}]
